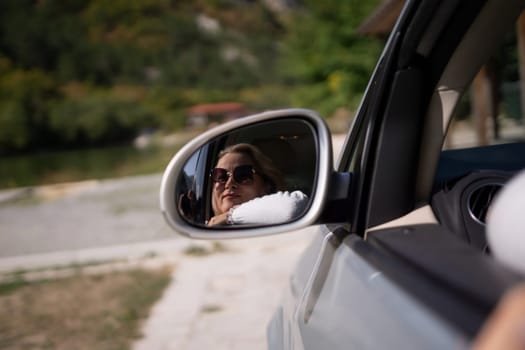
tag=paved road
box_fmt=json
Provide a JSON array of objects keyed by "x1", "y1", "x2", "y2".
[{"x1": 0, "y1": 174, "x2": 175, "y2": 258}]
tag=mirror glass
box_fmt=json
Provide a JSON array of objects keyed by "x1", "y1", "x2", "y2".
[{"x1": 176, "y1": 118, "x2": 318, "y2": 228}]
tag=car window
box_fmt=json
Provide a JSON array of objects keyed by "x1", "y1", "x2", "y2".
[
  {"x1": 433, "y1": 20, "x2": 525, "y2": 252},
  {"x1": 443, "y1": 30, "x2": 523, "y2": 150}
]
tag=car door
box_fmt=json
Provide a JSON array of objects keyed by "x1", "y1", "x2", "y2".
[{"x1": 268, "y1": 0, "x2": 525, "y2": 349}]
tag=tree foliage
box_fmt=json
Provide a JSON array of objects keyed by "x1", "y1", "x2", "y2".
[
  {"x1": 0, "y1": 0, "x2": 384, "y2": 155},
  {"x1": 280, "y1": 0, "x2": 383, "y2": 116},
  {"x1": 0, "y1": 65, "x2": 58, "y2": 151}
]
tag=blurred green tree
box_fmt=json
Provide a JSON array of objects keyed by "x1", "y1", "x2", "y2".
[
  {"x1": 50, "y1": 93, "x2": 156, "y2": 146},
  {"x1": 0, "y1": 66, "x2": 59, "y2": 153},
  {"x1": 280, "y1": 0, "x2": 383, "y2": 117},
  {"x1": 0, "y1": 0, "x2": 384, "y2": 154}
]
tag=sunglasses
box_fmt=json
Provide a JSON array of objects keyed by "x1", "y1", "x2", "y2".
[{"x1": 210, "y1": 165, "x2": 256, "y2": 185}]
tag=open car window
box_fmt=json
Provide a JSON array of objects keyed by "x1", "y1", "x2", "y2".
[
  {"x1": 433, "y1": 20, "x2": 525, "y2": 252},
  {"x1": 443, "y1": 29, "x2": 524, "y2": 151}
]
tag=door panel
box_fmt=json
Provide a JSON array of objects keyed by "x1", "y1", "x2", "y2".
[
  {"x1": 267, "y1": 226, "x2": 333, "y2": 350},
  {"x1": 295, "y1": 234, "x2": 469, "y2": 350}
]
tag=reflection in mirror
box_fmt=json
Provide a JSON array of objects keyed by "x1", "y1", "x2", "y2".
[{"x1": 176, "y1": 118, "x2": 318, "y2": 228}]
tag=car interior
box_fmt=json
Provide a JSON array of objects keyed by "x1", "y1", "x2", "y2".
[
  {"x1": 432, "y1": 144, "x2": 525, "y2": 252},
  {"x1": 361, "y1": 1, "x2": 525, "y2": 248},
  {"x1": 426, "y1": 2, "x2": 525, "y2": 254}
]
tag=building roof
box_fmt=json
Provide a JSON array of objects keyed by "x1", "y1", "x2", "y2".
[
  {"x1": 186, "y1": 102, "x2": 246, "y2": 116},
  {"x1": 357, "y1": 0, "x2": 406, "y2": 36}
]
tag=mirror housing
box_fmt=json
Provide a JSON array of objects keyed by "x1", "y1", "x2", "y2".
[{"x1": 160, "y1": 108, "x2": 333, "y2": 239}]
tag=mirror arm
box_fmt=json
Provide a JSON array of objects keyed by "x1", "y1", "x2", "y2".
[{"x1": 318, "y1": 172, "x2": 353, "y2": 223}]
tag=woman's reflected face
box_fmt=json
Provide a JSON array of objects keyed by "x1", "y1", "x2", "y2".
[{"x1": 212, "y1": 152, "x2": 267, "y2": 215}]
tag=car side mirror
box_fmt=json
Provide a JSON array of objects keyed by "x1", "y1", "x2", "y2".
[{"x1": 160, "y1": 108, "x2": 333, "y2": 239}]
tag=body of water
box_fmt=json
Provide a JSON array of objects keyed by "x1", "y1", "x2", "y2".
[{"x1": 0, "y1": 144, "x2": 179, "y2": 189}]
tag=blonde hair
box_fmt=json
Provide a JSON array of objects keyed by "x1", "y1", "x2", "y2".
[{"x1": 217, "y1": 143, "x2": 284, "y2": 193}]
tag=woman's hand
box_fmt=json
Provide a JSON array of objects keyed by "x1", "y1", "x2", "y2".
[
  {"x1": 207, "y1": 212, "x2": 229, "y2": 226},
  {"x1": 472, "y1": 284, "x2": 525, "y2": 350}
]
